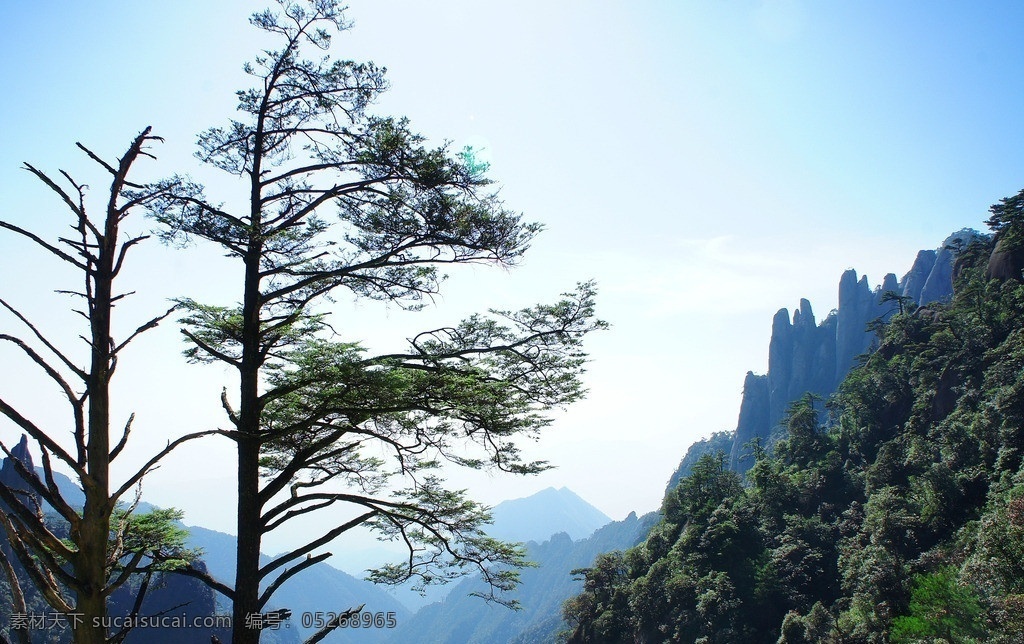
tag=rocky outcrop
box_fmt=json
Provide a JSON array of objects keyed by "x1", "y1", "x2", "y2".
[
  {"x1": 921, "y1": 229, "x2": 979, "y2": 302},
  {"x1": 986, "y1": 236, "x2": 1024, "y2": 282},
  {"x1": 766, "y1": 299, "x2": 839, "y2": 428},
  {"x1": 727, "y1": 373, "x2": 770, "y2": 469},
  {"x1": 728, "y1": 269, "x2": 898, "y2": 471},
  {"x1": 726, "y1": 235, "x2": 971, "y2": 472},
  {"x1": 901, "y1": 250, "x2": 937, "y2": 303},
  {"x1": 0, "y1": 434, "x2": 40, "y2": 512},
  {"x1": 835, "y1": 270, "x2": 871, "y2": 384}
]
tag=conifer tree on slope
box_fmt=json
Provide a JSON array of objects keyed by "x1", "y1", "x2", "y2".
[{"x1": 149, "y1": 2, "x2": 606, "y2": 642}]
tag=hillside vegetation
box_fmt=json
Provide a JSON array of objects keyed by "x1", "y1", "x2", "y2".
[{"x1": 562, "y1": 198, "x2": 1024, "y2": 643}]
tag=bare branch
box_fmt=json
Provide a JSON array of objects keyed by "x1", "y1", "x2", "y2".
[
  {"x1": 110, "y1": 413, "x2": 135, "y2": 462},
  {"x1": 0, "y1": 297, "x2": 87, "y2": 380},
  {"x1": 0, "y1": 510, "x2": 74, "y2": 612},
  {"x1": 112, "y1": 234, "x2": 150, "y2": 277},
  {"x1": 156, "y1": 563, "x2": 236, "y2": 601},
  {"x1": 0, "y1": 495, "x2": 82, "y2": 591},
  {"x1": 18, "y1": 162, "x2": 86, "y2": 220},
  {"x1": 0, "y1": 439, "x2": 79, "y2": 526},
  {"x1": 259, "y1": 510, "x2": 377, "y2": 582},
  {"x1": 73, "y1": 142, "x2": 118, "y2": 177},
  {"x1": 0, "y1": 333, "x2": 81, "y2": 410},
  {"x1": 36, "y1": 448, "x2": 80, "y2": 521},
  {"x1": 111, "y1": 429, "x2": 228, "y2": 504},
  {"x1": 303, "y1": 605, "x2": 364, "y2": 644},
  {"x1": 108, "y1": 570, "x2": 153, "y2": 644},
  {"x1": 105, "y1": 548, "x2": 148, "y2": 594},
  {"x1": 263, "y1": 496, "x2": 339, "y2": 532},
  {"x1": 0, "y1": 398, "x2": 84, "y2": 477},
  {"x1": 105, "y1": 126, "x2": 158, "y2": 216},
  {"x1": 221, "y1": 388, "x2": 240, "y2": 426},
  {"x1": 112, "y1": 304, "x2": 179, "y2": 355},
  {"x1": 0, "y1": 544, "x2": 29, "y2": 644}
]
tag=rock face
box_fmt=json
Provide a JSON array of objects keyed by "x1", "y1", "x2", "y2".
[
  {"x1": 0, "y1": 434, "x2": 40, "y2": 512},
  {"x1": 921, "y1": 229, "x2": 981, "y2": 302},
  {"x1": 727, "y1": 234, "x2": 969, "y2": 472},
  {"x1": 727, "y1": 372, "x2": 770, "y2": 470},
  {"x1": 986, "y1": 236, "x2": 1024, "y2": 281},
  {"x1": 901, "y1": 250, "x2": 937, "y2": 303}
]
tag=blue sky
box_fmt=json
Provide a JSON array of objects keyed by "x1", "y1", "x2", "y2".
[{"x1": 3, "y1": 1, "x2": 1024, "y2": 559}]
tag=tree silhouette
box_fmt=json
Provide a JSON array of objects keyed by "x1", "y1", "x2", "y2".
[
  {"x1": 986, "y1": 188, "x2": 1024, "y2": 251},
  {"x1": 148, "y1": 2, "x2": 606, "y2": 642},
  {"x1": 880, "y1": 290, "x2": 913, "y2": 316}
]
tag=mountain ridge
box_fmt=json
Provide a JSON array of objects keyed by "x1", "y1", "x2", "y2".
[
  {"x1": 489, "y1": 486, "x2": 611, "y2": 544},
  {"x1": 384, "y1": 510, "x2": 658, "y2": 644}
]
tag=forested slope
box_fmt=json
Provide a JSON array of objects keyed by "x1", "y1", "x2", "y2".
[{"x1": 562, "y1": 197, "x2": 1024, "y2": 643}]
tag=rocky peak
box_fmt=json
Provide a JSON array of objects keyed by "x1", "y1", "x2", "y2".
[
  {"x1": 792, "y1": 298, "x2": 815, "y2": 328},
  {"x1": 880, "y1": 272, "x2": 899, "y2": 295},
  {"x1": 901, "y1": 250, "x2": 938, "y2": 302},
  {"x1": 0, "y1": 434, "x2": 39, "y2": 512},
  {"x1": 0, "y1": 435, "x2": 34, "y2": 487},
  {"x1": 726, "y1": 233, "x2": 971, "y2": 472}
]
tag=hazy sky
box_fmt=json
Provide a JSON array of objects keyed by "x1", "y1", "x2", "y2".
[{"x1": 3, "y1": 1, "x2": 1024, "y2": 560}]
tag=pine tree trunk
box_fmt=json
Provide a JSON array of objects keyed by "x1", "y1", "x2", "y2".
[
  {"x1": 232, "y1": 433, "x2": 262, "y2": 644},
  {"x1": 233, "y1": 236, "x2": 265, "y2": 644}
]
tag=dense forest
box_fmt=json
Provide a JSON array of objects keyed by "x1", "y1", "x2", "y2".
[{"x1": 561, "y1": 195, "x2": 1024, "y2": 643}]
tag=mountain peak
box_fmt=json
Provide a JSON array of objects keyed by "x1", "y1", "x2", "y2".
[
  {"x1": 0, "y1": 434, "x2": 37, "y2": 500},
  {"x1": 489, "y1": 487, "x2": 611, "y2": 543}
]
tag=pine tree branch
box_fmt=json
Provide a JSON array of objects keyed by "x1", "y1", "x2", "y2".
[
  {"x1": 257, "y1": 551, "x2": 332, "y2": 610},
  {"x1": 258, "y1": 510, "x2": 376, "y2": 582}
]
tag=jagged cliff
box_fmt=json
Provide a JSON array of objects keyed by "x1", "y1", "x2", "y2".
[{"x1": 726, "y1": 230, "x2": 978, "y2": 471}]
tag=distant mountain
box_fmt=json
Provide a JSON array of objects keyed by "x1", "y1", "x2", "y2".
[
  {"x1": 0, "y1": 448, "x2": 403, "y2": 643},
  {"x1": 384, "y1": 510, "x2": 658, "y2": 644},
  {"x1": 3, "y1": 454, "x2": 612, "y2": 643},
  {"x1": 490, "y1": 486, "x2": 611, "y2": 543},
  {"x1": 180, "y1": 485, "x2": 610, "y2": 639},
  {"x1": 379, "y1": 486, "x2": 612, "y2": 613}
]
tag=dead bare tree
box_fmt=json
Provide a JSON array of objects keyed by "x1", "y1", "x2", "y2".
[{"x1": 0, "y1": 128, "x2": 220, "y2": 644}]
